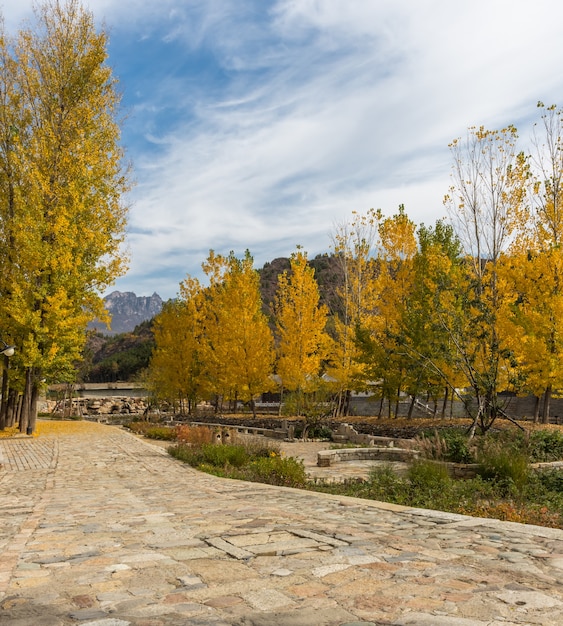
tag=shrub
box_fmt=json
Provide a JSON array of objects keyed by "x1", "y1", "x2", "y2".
[
  {"x1": 193, "y1": 443, "x2": 250, "y2": 467},
  {"x1": 441, "y1": 430, "x2": 475, "y2": 463},
  {"x1": 127, "y1": 421, "x2": 176, "y2": 440},
  {"x1": 406, "y1": 460, "x2": 452, "y2": 507},
  {"x1": 527, "y1": 429, "x2": 563, "y2": 462},
  {"x1": 247, "y1": 455, "x2": 307, "y2": 487},
  {"x1": 127, "y1": 421, "x2": 152, "y2": 435},
  {"x1": 365, "y1": 465, "x2": 409, "y2": 504},
  {"x1": 415, "y1": 429, "x2": 475, "y2": 463},
  {"x1": 145, "y1": 426, "x2": 177, "y2": 440},
  {"x1": 168, "y1": 441, "x2": 305, "y2": 487},
  {"x1": 467, "y1": 501, "x2": 562, "y2": 527},
  {"x1": 477, "y1": 441, "x2": 529, "y2": 494},
  {"x1": 293, "y1": 423, "x2": 333, "y2": 440},
  {"x1": 534, "y1": 468, "x2": 563, "y2": 493},
  {"x1": 175, "y1": 424, "x2": 216, "y2": 445}
]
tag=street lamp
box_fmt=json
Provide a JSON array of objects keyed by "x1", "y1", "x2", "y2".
[
  {"x1": 0, "y1": 341, "x2": 15, "y2": 432},
  {"x1": 0, "y1": 342, "x2": 15, "y2": 358}
]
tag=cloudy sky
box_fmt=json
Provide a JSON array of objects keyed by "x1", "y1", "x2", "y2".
[{"x1": 3, "y1": 0, "x2": 563, "y2": 299}]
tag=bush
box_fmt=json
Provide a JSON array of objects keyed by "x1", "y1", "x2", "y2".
[
  {"x1": 364, "y1": 465, "x2": 409, "y2": 504},
  {"x1": 247, "y1": 455, "x2": 307, "y2": 487},
  {"x1": 527, "y1": 429, "x2": 563, "y2": 462},
  {"x1": 534, "y1": 468, "x2": 563, "y2": 493},
  {"x1": 442, "y1": 430, "x2": 475, "y2": 463},
  {"x1": 145, "y1": 426, "x2": 177, "y2": 440},
  {"x1": 128, "y1": 422, "x2": 177, "y2": 440},
  {"x1": 175, "y1": 424, "x2": 216, "y2": 445},
  {"x1": 293, "y1": 423, "x2": 333, "y2": 440},
  {"x1": 168, "y1": 441, "x2": 305, "y2": 487},
  {"x1": 172, "y1": 442, "x2": 250, "y2": 468},
  {"x1": 415, "y1": 428, "x2": 475, "y2": 464},
  {"x1": 467, "y1": 501, "x2": 562, "y2": 527},
  {"x1": 477, "y1": 441, "x2": 529, "y2": 494}
]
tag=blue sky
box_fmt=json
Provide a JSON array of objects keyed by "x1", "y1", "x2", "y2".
[{"x1": 3, "y1": 1, "x2": 563, "y2": 300}]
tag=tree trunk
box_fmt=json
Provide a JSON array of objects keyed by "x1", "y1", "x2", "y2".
[
  {"x1": 0, "y1": 355, "x2": 9, "y2": 430},
  {"x1": 407, "y1": 395, "x2": 416, "y2": 419},
  {"x1": 394, "y1": 385, "x2": 401, "y2": 418},
  {"x1": 542, "y1": 385, "x2": 552, "y2": 424},
  {"x1": 6, "y1": 389, "x2": 17, "y2": 427},
  {"x1": 19, "y1": 368, "x2": 34, "y2": 434},
  {"x1": 29, "y1": 383, "x2": 39, "y2": 434},
  {"x1": 441, "y1": 386, "x2": 449, "y2": 419},
  {"x1": 533, "y1": 395, "x2": 540, "y2": 423}
]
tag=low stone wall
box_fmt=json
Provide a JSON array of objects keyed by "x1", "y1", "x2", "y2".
[
  {"x1": 187, "y1": 420, "x2": 295, "y2": 441},
  {"x1": 331, "y1": 423, "x2": 415, "y2": 449},
  {"x1": 317, "y1": 447, "x2": 419, "y2": 467}
]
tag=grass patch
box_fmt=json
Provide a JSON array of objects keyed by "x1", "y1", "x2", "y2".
[{"x1": 168, "y1": 439, "x2": 306, "y2": 488}]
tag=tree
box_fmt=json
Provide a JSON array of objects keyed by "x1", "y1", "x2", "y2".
[
  {"x1": 407, "y1": 220, "x2": 469, "y2": 417},
  {"x1": 352, "y1": 206, "x2": 419, "y2": 417},
  {"x1": 0, "y1": 0, "x2": 128, "y2": 431},
  {"x1": 201, "y1": 250, "x2": 274, "y2": 415},
  {"x1": 149, "y1": 280, "x2": 206, "y2": 414},
  {"x1": 499, "y1": 103, "x2": 563, "y2": 422},
  {"x1": 329, "y1": 209, "x2": 380, "y2": 414},
  {"x1": 444, "y1": 125, "x2": 528, "y2": 434},
  {"x1": 274, "y1": 248, "x2": 329, "y2": 414}
]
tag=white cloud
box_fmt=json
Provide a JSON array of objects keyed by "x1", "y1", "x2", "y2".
[{"x1": 3, "y1": 1, "x2": 563, "y2": 298}]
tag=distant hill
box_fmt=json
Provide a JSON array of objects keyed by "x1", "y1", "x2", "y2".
[
  {"x1": 89, "y1": 291, "x2": 163, "y2": 335},
  {"x1": 259, "y1": 254, "x2": 344, "y2": 316}
]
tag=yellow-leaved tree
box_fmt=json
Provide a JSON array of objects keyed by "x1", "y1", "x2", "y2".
[
  {"x1": 498, "y1": 103, "x2": 563, "y2": 422},
  {"x1": 329, "y1": 208, "x2": 380, "y2": 415},
  {"x1": 274, "y1": 248, "x2": 330, "y2": 417},
  {"x1": 444, "y1": 125, "x2": 528, "y2": 434},
  {"x1": 201, "y1": 250, "x2": 274, "y2": 416},
  {"x1": 352, "y1": 206, "x2": 418, "y2": 417},
  {"x1": 0, "y1": 0, "x2": 128, "y2": 432},
  {"x1": 149, "y1": 278, "x2": 207, "y2": 415}
]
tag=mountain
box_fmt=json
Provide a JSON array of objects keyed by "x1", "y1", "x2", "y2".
[{"x1": 89, "y1": 291, "x2": 163, "y2": 335}]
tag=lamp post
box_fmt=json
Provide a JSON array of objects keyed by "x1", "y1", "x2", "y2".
[{"x1": 0, "y1": 341, "x2": 15, "y2": 431}]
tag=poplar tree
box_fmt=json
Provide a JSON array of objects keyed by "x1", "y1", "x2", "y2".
[
  {"x1": 201, "y1": 250, "x2": 274, "y2": 415},
  {"x1": 329, "y1": 209, "x2": 380, "y2": 414},
  {"x1": 499, "y1": 103, "x2": 563, "y2": 422},
  {"x1": 444, "y1": 125, "x2": 528, "y2": 434},
  {"x1": 274, "y1": 248, "x2": 329, "y2": 409},
  {"x1": 0, "y1": 0, "x2": 128, "y2": 431},
  {"x1": 352, "y1": 206, "x2": 419, "y2": 417},
  {"x1": 149, "y1": 279, "x2": 206, "y2": 414}
]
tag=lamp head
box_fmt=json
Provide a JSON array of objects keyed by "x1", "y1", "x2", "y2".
[{"x1": 0, "y1": 344, "x2": 15, "y2": 357}]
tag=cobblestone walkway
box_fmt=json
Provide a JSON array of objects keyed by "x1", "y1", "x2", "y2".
[
  {"x1": 0, "y1": 438, "x2": 57, "y2": 471},
  {"x1": 1, "y1": 422, "x2": 563, "y2": 625}
]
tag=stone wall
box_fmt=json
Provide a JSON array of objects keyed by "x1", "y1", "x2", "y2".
[{"x1": 45, "y1": 396, "x2": 148, "y2": 417}]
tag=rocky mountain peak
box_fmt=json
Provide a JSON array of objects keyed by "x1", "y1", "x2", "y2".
[{"x1": 89, "y1": 291, "x2": 163, "y2": 335}]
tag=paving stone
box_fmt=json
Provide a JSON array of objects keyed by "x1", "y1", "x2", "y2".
[
  {"x1": 82, "y1": 617, "x2": 131, "y2": 626},
  {"x1": 242, "y1": 588, "x2": 297, "y2": 611},
  {"x1": 496, "y1": 589, "x2": 563, "y2": 609},
  {"x1": 69, "y1": 609, "x2": 111, "y2": 620}
]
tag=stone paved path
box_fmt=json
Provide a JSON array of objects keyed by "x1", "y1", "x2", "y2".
[{"x1": 1, "y1": 422, "x2": 563, "y2": 625}]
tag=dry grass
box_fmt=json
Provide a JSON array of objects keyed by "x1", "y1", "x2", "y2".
[
  {"x1": 35, "y1": 419, "x2": 107, "y2": 437},
  {"x1": 2, "y1": 419, "x2": 108, "y2": 438},
  {"x1": 0, "y1": 425, "x2": 20, "y2": 439}
]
